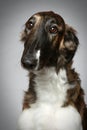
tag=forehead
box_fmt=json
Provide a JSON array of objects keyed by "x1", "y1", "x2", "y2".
[{"x1": 28, "y1": 11, "x2": 63, "y2": 24}]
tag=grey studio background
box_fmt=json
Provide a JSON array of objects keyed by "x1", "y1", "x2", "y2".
[{"x1": 0, "y1": 0, "x2": 87, "y2": 130}]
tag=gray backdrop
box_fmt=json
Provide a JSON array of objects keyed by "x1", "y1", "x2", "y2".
[{"x1": 0, "y1": 0, "x2": 87, "y2": 130}]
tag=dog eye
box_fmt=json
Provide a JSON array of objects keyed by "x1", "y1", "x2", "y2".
[
  {"x1": 27, "y1": 21, "x2": 34, "y2": 30},
  {"x1": 49, "y1": 26, "x2": 58, "y2": 34}
]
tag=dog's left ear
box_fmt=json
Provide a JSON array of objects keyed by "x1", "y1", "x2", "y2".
[{"x1": 60, "y1": 25, "x2": 79, "y2": 63}]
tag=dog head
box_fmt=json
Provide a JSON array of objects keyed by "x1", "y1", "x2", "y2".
[{"x1": 21, "y1": 11, "x2": 79, "y2": 71}]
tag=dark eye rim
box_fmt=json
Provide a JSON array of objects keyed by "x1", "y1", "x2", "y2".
[
  {"x1": 26, "y1": 17, "x2": 35, "y2": 30},
  {"x1": 27, "y1": 21, "x2": 34, "y2": 30},
  {"x1": 49, "y1": 25, "x2": 58, "y2": 34}
]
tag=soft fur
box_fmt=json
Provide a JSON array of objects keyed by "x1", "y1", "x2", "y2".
[{"x1": 18, "y1": 11, "x2": 87, "y2": 130}]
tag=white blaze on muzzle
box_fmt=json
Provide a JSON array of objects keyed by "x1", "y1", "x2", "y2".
[{"x1": 35, "y1": 50, "x2": 40, "y2": 70}]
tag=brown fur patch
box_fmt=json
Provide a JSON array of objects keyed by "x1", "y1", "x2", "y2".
[
  {"x1": 20, "y1": 11, "x2": 87, "y2": 130},
  {"x1": 22, "y1": 72, "x2": 36, "y2": 110}
]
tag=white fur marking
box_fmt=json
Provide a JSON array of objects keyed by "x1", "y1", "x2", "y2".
[
  {"x1": 36, "y1": 50, "x2": 40, "y2": 60},
  {"x1": 34, "y1": 68, "x2": 69, "y2": 106},
  {"x1": 35, "y1": 50, "x2": 40, "y2": 70},
  {"x1": 18, "y1": 105, "x2": 82, "y2": 130},
  {"x1": 18, "y1": 68, "x2": 82, "y2": 130}
]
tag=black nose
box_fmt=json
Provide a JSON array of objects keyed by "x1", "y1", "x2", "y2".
[{"x1": 21, "y1": 56, "x2": 37, "y2": 69}]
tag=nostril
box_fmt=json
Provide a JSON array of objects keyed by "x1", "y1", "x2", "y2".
[
  {"x1": 21, "y1": 57, "x2": 29, "y2": 65},
  {"x1": 21, "y1": 56, "x2": 37, "y2": 69},
  {"x1": 21, "y1": 57, "x2": 30, "y2": 65}
]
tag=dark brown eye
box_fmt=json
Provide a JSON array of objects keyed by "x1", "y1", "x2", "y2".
[
  {"x1": 26, "y1": 21, "x2": 34, "y2": 30},
  {"x1": 49, "y1": 26, "x2": 58, "y2": 34}
]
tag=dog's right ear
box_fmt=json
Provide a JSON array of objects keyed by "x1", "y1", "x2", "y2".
[{"x1": 60, "y1": 25, "x2": 79, "y2": 63}]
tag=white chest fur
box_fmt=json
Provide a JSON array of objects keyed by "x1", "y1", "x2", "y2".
[
  {"x1": 18, "y1": 105, "x2": 82, "y2": 130},
  {"x1": 34, "y1": 68, "x2": 70, "y2": 106},
  {"x1": 18, "y1": 68, "x2": 82, "y2": 130}
]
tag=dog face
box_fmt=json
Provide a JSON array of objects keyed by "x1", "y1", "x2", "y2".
[{"x1": 21, "y1": 11, "x2": 79, "y2": 71}]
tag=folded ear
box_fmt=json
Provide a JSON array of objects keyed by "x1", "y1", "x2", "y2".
[{"x1": 60, "y1": 25, "x2": 79, "y2": 63}]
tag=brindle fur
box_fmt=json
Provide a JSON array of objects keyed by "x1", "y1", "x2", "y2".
[{"x1": 21, "y1": 11, "x2": 87, "y2": 130}]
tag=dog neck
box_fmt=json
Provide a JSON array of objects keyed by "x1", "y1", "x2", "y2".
[
  {"x1": 23, "y1": 64, "x2": 84, "y2": 120},
  {"x1": 30, "y1": 67, "x2": 73, "y2": 107}
]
